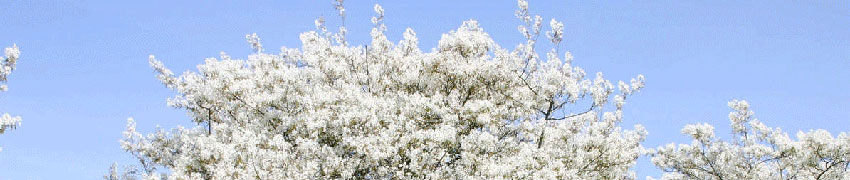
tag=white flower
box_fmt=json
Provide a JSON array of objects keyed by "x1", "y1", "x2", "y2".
[
  {"x1": 546, "y1": 18, "x2": 564, "y2": 44},
  {"x1": 245, "y1": 33, "x2": 263, "y2": 53}
]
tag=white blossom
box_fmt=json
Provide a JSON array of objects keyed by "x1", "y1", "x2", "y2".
[
  {"x1": 0, "y1": 44, "x2": 21, "y2": 136},
  {"x1": 333, "y1": 0, "x2": 347, "y2": 45},
  {"x1": 116, "y1": 1, "x2": 648, "y2": 179},
  {"x1": 246, "y1": 33, "x2": 263, "y2": 53},
  {"x1": 649, "y1": 100, "x2": 850, "y2": 180},
  {"x1": 546, "y1": 18, "x2": 564, "y2": 45}
]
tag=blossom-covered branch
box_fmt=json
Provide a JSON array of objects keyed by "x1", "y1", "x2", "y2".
[
  {"x1": 0, "y1": 44, "x2": 21, "y2": 135},
  {"x1": 649, "y1": 100, "x2": 850, "y2": 180}
]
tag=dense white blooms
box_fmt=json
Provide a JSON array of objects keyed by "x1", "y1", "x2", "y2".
[
  {"x1": 116, "y1": 1, "x2": 649, "y2": 179},
  {"x1": 0, "y1": 44, "x2": 21, "y2": 135},
  {"x1": 649, "y1": 100, "x2": 850, "y2": 180}
]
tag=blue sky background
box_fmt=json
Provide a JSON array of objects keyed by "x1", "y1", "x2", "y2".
[{"x1": 0, "y1": 0, "x2": 848, "y2": 179}]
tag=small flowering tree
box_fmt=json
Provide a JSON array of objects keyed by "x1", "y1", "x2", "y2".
[
  {"x1": 115, "y1": 0, "x2": 648, "y2": 179},
  {"x1": 0, "y1": 44, "x2": 20, "y2": 135},
  {"x1": 649, "y1": 100, "x2": 850, "y2": 179}
]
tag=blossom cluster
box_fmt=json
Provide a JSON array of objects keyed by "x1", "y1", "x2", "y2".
[
  {"x1": 117, "y1": 1, "x2": 648, "y2": 179},
  {"x1": 649, "y1": 100, "x2": 850, "y2": 179},
  {"x1": 0, "y1": 44, "x2": 21, "y2": 153},
  {"x1": 0, "y1": 44, "x2": 21, "y2": 135}
]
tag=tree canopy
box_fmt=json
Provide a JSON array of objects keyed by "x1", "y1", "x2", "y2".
[{"x1": 107, "y1": 1, "x2": 850, "y2": 179}]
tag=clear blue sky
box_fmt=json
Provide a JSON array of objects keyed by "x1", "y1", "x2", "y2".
[{"x1": 0, "y1": 0, "x2": 848, "y2": 179}]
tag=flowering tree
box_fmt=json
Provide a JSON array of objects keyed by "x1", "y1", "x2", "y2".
[
  {"x1": 649, "y1": 100, "x2": 850, "y2": 179},
  {"x1": 115, "y1": 0, "x2": 648, "y2": 179},
  {"x1": 0, "y1": 44, "x2": 20, "y2": 135}
]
